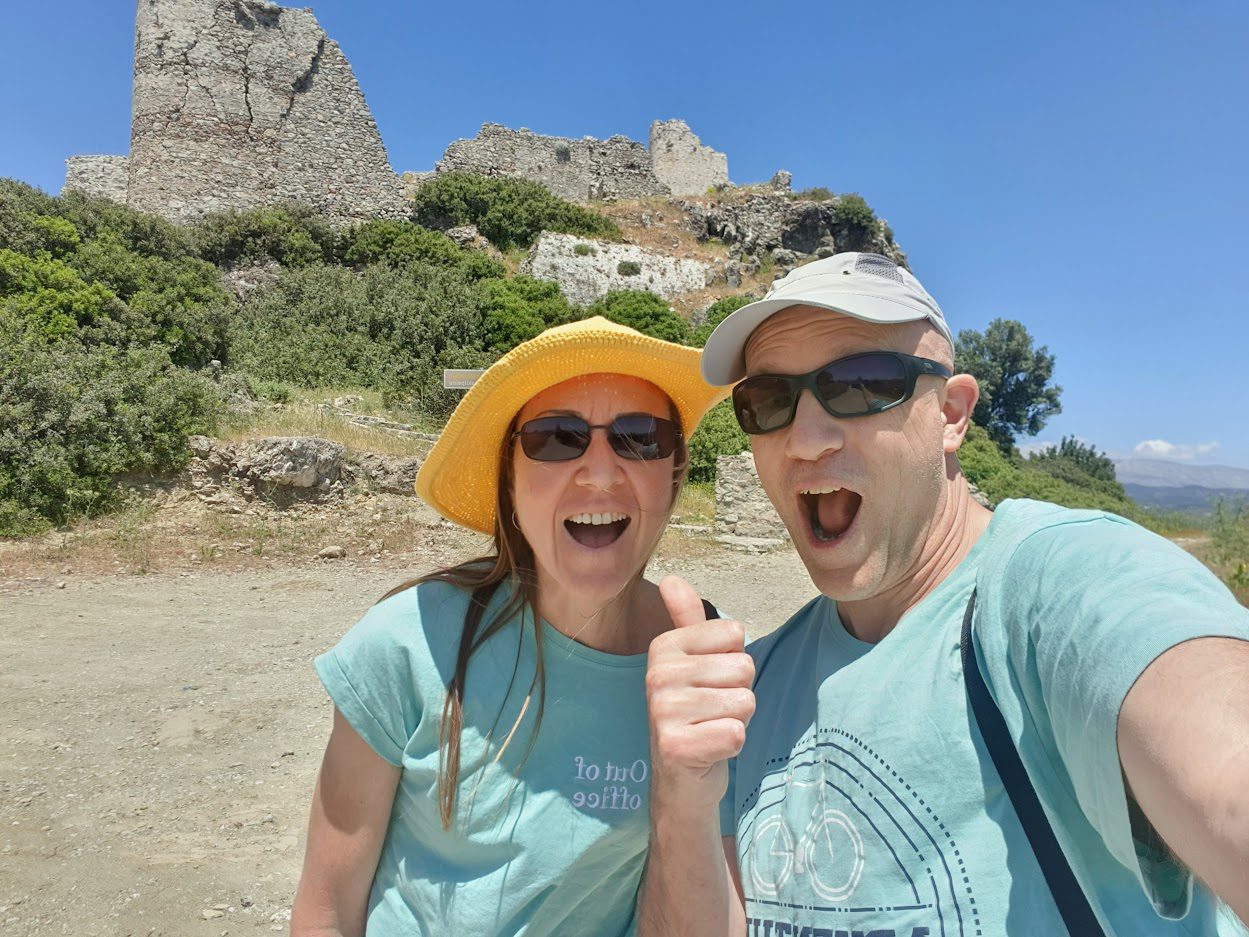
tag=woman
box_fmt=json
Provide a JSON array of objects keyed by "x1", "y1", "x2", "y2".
[{"x1": 290, "y1": 316, "x2": 727, "y2": 936}]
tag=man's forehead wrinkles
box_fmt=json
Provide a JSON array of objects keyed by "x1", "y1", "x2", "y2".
[{"x1": 744, "y1": 310, "x2": 894, "y2": 373}]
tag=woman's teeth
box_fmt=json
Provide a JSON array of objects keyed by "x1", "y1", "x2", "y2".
[
  {"x1": 567, "y1": 512, "x2": 629, "y2": 525},
  {"x1": 800, "y1": 485, "x2": 842, "y2": 495}
]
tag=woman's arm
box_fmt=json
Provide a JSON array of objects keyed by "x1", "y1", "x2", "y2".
[{"x1": 290, "y1": 707, "x2": 402, "y2": 937}]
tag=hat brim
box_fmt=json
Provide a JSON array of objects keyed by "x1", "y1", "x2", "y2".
[
  {"x1": 702, "y1": 291, "x2": 955, "y2": 385},
  {"x1": 416, "y1": 317, "x2": 728, "y2": 535}
]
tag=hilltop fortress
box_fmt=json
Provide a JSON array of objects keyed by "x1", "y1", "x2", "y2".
[{"x1": 65, "y1": 0, "x2": 732, "y2": 222}]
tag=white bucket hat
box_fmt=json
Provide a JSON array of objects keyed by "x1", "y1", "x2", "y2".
[{"x1": 701, "y1": 252, "x2": 954, "y2": 385}]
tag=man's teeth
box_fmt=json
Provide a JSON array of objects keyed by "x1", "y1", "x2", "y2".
[
  {"x1": 567, "y1": 512, "x2": 628, "y2": 525},
  {"x1": 800, "y1": 486, "x2": 842, "y2": 495}
]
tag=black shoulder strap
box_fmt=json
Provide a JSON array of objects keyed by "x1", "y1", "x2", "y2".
[
  {"x1": 701, "y1": 598, "x2": 719, "y2": 620},
  {"x1": 961, "y1": 590, "x2": 1106, "y2": 936}
]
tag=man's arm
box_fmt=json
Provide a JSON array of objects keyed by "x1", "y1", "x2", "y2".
[
  {"x1": 639, "y1": 576, "x2": 753, "y2": 937},
  {"x1": 1118, "y1": 635, "x2": 1249, "y2": 921}
]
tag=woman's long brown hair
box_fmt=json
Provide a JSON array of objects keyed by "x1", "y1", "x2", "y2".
[{"x1": 381, "y1": 403, "x2": 688, "y2": 829}]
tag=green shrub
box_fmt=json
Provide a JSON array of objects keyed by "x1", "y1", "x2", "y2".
[
  {"x1": 1209, "y1": 499, "x2": 1249, "y2": 602},
  {"x1": 573, "y1": 243, "x2": 595, "y2": 257},
  {"x1": 584, "y1": 290, "x2": 691, "y2": 344},
  {"x1": 834, "y1": 193, "x2": 877, "y2": 232},
  {"x1": 228, "y1": 261, "x2": 493, "y2": 420},
  {"x1": 0, "y1": 310, "x2": 221, "y2": 534},
  {"x1": 477, "y1": 275, "x2": 573, "y2": 352},
  {"x1": 693, "y1": 294, "x2": 754, "y2": 346},
  {"x1": 686, "y1": 399, "x2": 749, "y2": 484},
  {"x1": 617, "y1": 260, "x2": 642, "y2": 277},
  {"x1": 341, "y1": 220, "x2": 458, "y2": 268},
  {"x1": 190, "y1": 205, "x2": 338, "y2": 268},
  {"x1": 410, "y1": 172, "x2": 621, "y2": 251}
]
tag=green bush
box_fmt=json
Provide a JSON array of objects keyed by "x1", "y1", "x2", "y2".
[
  {"x1": 477, "y1": 275, "x2": 572, "y2": 352},
  {"x1": 834, "y1": 193, "x2": 877, "y2": 232},
  {"x1": 227, "y1": 261, "x2": 493, "y2": 420},
  {"x1": 584, "y1": 290, "x2": 691, "y2": 344},
  {"x1": 0, "y1": 309, "x2": 221, "y2": 535},
  {"x1": 410, "y1": 172, "x2": 621, "y2": 251},
  {"x1": 574, "y1": 243, "x2": 596, "y2": 257},
  {"x1": 190, "y1": 205, "x2": 339, "y2": 268},
  {"x1": 687, "y1": 399, "x2": 748, "y2": 484},
  {"x1": 617, "y1": 260, "x2": 642, "y2": 277},
  {"x1": 1209, "y1": 499, "x2": 1249, "y2": 602},
  {"x1": 693, "y1": 294, "x2": 754, "y2": 346}
]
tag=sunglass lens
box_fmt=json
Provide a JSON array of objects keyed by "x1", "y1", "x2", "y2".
[
  {"x1": 609, "y1": 414, "x2": 676, "y2": 460},
  {"x1": 733, "y1": 377, "x2": 798, "y2": 434},
  {"x1": 816, "y1": 354, "x2": 907, "y2": 416},
  {"x1": 518, "y1": 417, "x2": 590, "y2": 461}
]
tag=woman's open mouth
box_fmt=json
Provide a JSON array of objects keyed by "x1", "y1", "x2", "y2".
[
  {"x1": 564, "y1": 512, "x2": 631, "y2": 548},
  {"x1": 799, "y1": 486, "x2": 862, "y2": 543}
]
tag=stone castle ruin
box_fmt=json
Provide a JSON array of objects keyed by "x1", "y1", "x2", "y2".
[
  {"x1": 435, "y1": 119, "x2": 728, "y2": 201},
  {"x1": 64, "y1": 0, "x2": 731, "y2": 222},
  {"x1": 67, "y1": 0, "x2": 407, "y2": 222}
]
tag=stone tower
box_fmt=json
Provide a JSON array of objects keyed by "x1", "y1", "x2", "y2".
[{"x1": 68, "y1": 0, "x2": 406, "y2": 223}]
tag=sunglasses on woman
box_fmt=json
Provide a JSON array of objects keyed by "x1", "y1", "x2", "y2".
[
  {"x1": 732, "y1": 351, "x2": 953, "y2": 435},
  {"x1": 512, "y1": 413, "x2": 681, "y2": 462}
]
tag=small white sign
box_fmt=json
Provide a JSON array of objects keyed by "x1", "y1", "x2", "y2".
[{"x1": 443, "y1": 369, "x2": 486, "y2": 389}]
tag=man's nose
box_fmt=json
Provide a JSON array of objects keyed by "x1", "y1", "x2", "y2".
[{"x1": 784, "y1": 388, "x2": 845, "y2": 461}]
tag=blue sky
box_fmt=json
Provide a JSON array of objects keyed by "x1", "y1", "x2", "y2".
[{"x1": 3, "y1": 1, "x2": 1247, "y2": 467}]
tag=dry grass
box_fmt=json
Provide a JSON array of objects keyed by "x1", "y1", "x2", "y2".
[{"x1": 220, "y1": 397, "x2": 437, "y2": 459}]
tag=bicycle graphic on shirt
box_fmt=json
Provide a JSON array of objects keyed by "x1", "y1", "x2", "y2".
[{"x1": 746, "y1": 762, "x2": 866, "y2": 903}]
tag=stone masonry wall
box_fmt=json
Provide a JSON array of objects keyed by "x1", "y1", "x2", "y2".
[
  {"x1": 63, "y1": 156, "x2": 131, "y2": 203},
  {"x1": 122, "y1": 0, "x2": 405, "y2": 222},
  {"x1": 436, "y1": 120, "x2": 729, "y2": 202},
  {"x1": 649, "y1": 119, "x2": 728, "y2": 196},
  {"x1": 715, "y1": 452, "x2": 789, "y2": 540},
  {"x1": 521, "y1": 232, "x2": 712, "y2": 306}
]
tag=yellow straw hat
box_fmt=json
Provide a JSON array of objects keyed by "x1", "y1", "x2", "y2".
[{"x1": 416, "y1": 316, "x2": 728, "y2": 534}]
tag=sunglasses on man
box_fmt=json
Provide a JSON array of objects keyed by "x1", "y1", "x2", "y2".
[
  {"x1": 512, "y1": 413, "x2": 682, "y2": 462},
  {"x1": 732, "y1": 351, "x2": 952, "y2": 435}
]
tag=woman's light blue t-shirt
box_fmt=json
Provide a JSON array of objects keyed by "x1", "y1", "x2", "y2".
[
  {"x1": 316, "y1": 579, "x2": 656, "y2": 936},
  {"x1": 722, "y1": 499, "x2": 1249, "y2": 936}
]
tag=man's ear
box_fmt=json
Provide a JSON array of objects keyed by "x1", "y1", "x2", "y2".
[{"x1": 941, "y1": 374, "x2": 980, "y2": 453}]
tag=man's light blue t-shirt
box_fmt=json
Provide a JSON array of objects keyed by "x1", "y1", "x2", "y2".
[
  {"x1": 722, "y1": 499, "x2": 1249, "y2": 936},
  {"x1": 316, "y1": 579, "x2": 656, "y2": 936}
]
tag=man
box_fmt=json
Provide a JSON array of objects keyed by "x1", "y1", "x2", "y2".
[{"x1": 641, "y1": 253, "x2": 1249, "y2": 936}]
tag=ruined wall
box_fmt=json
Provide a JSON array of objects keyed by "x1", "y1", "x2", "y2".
[
  {"x1": 63, "y1": 156, "x2": 131, "y2": 203},
  {"x1": 649, "y1": 119, "x2": 728, "y2": 196},
  {"x1": 521, "y1": 232, "x2": 711, "y2": 306},
  {"x1": 123, "y1": 0, "x2": 405, "y2": 222},
  {"x1": 436, "y1": 124, "x2": 667, "y2": 202},
  {"x1": 436, "y1": 120, "x2": 729, "y2": 202}
]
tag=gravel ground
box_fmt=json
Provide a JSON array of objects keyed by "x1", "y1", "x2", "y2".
[{"x1": 0, "y1": 515, "x2": 814, "y2": 935}]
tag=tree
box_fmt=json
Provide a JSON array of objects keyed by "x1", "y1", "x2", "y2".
[
  {"x1": 1028, "y1": 436, "x2": 1118, "y2": 484},
  {"x1": 955, "y1": 318, "x2": 1061, "y2": 450}
]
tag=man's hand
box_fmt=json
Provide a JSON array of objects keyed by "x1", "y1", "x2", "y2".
[{"x1": 647, "y1": 575, "x2": 756, "y2": 815}]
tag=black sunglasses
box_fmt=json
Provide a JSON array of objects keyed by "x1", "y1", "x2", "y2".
[
  {"x1": 512, "y1": 413, "x2": 681, "y2": 462},
  {"x1": 732, "y1": 351, "x2": 952, "y2": 435}
]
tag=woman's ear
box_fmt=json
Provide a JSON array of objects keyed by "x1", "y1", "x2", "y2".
[{"x1": 941, "y1": 374, "x2": 980, "y2": 454}]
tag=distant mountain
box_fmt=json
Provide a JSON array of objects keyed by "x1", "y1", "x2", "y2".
[
  {"x1": 1124, "y1": 483, "x2": 1249, "y2": 514},
  {"x1": 1114, "y1": 459, "x2": 1249, "y2": 490}
]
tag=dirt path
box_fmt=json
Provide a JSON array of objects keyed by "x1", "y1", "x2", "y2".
[{"x1": 1, "y1": 536, "x2": 814, "y2": 935}]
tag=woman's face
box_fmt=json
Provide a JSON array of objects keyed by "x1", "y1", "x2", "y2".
[{"x1": 510, "y1": 374, "x2": 680, "y2": 614}]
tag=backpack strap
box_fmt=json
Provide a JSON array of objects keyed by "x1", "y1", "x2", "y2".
[{"x1": 961, "y1": 590, "x2": 1106, "y2": 936}]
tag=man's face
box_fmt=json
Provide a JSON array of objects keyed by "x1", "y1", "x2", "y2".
[{"x1": 743, "y1": 306, "x2": 952, "y2": 601}]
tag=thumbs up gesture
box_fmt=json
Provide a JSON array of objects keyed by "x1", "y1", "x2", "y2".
[{"x1": 646, "y1": 575, "x2": 756, "y2": 814}]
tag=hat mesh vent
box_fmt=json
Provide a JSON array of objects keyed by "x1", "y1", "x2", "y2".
[{"x1": 855, "y1": 253, "x2": 904, "y2": 283}]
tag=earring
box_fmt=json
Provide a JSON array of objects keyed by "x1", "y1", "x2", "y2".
[{"x1": 511, "y1": 510, "x2": 520, "y2": 528}]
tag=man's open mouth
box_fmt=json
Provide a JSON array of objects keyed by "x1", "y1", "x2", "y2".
[
  {"x1": 799, "y1": 486, "x2": 862, "y2": 542},
  {"x1": 564, "y1": 512, "x2": 631, "y2": 548}
]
